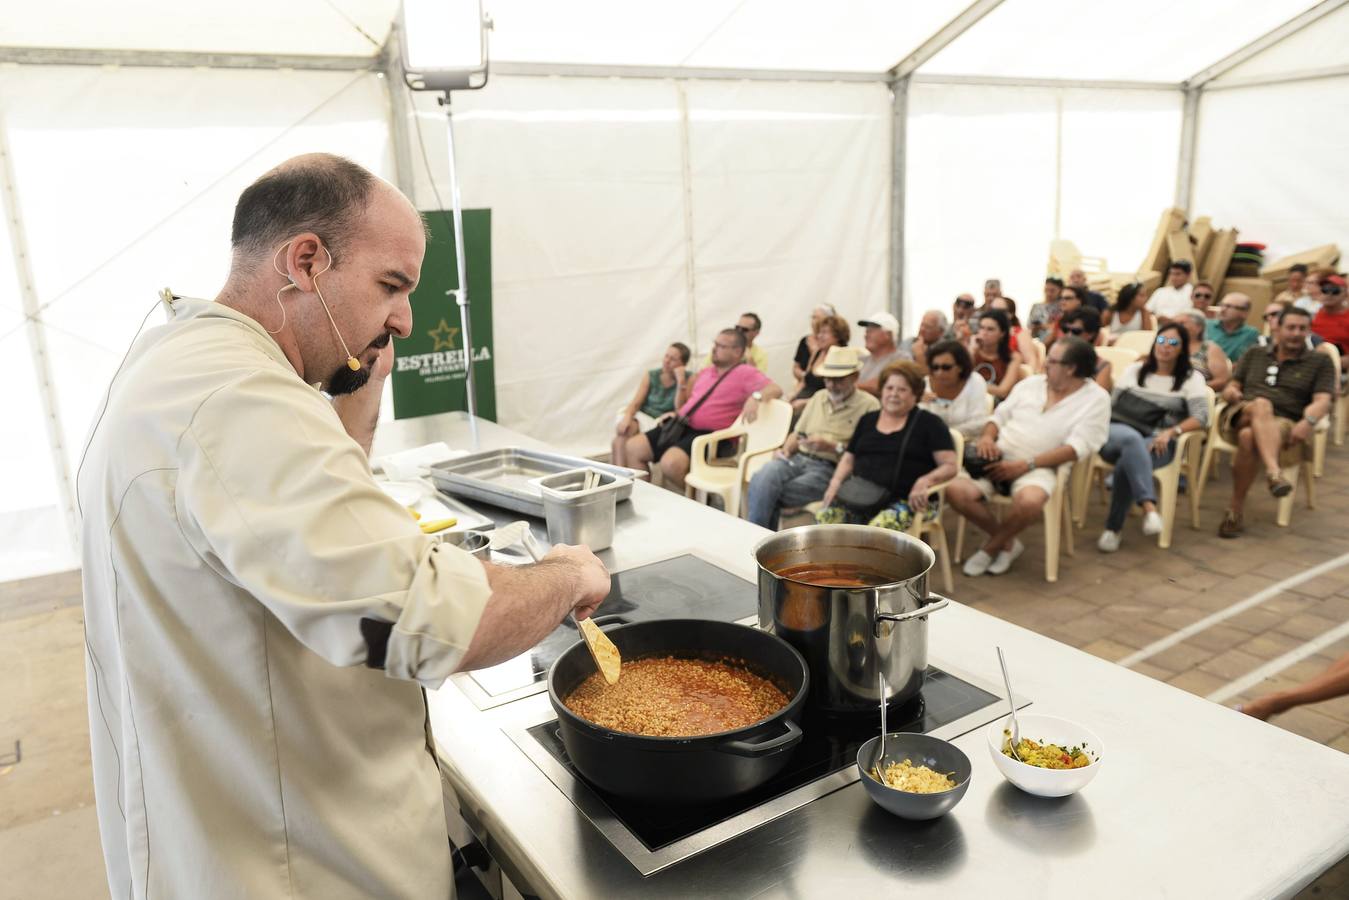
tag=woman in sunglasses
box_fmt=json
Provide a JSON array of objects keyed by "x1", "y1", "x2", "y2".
[
  {"x1": 1102, "y1": 282, "x2": 1154, "y2": 344},
  {"x1": 1096, "y1": 323, "x2": 1209, "y2": 552},
  {"x1": 920, "y1": 339, "x2": 990, "y2": 439},
  {"x1": 1177, "y1": 309, "x2": 1231, "y2": 392},
  {"x1": 968, "y1": 309, "x2": 1025, "y2": 403}
]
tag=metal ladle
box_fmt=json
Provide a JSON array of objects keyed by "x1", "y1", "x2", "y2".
[
  {"x1": 996, "y1": 646, "x2": 1022, "y2": 762},
  {"x1": 486, "y1": 521, "x2": 621, "y2": 685}
]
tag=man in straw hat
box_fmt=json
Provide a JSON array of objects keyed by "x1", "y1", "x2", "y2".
[{"x1": 746, "y1": 345, "x2": 878, "y2": 528}]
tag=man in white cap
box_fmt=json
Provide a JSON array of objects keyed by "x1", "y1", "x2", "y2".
[
  {"x1": 856, "y1": 311, "x2": 905, "y2": 397},
  {"x1": 746, "y1": 345, "x2": 878, "y2": 528}
]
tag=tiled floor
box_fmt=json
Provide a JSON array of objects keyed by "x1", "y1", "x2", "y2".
[{"x1": 3, "y1": 446, "x2": 1348, "y2": 897}]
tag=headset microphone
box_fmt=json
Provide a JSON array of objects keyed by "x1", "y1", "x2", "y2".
[{"x1": 273, "y1": 241, "x2": 360, "y2": 371}]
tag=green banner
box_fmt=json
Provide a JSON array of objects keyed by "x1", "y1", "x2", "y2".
[{"x1": 392, "y1": 208, "x2": 496, "y2": 420}]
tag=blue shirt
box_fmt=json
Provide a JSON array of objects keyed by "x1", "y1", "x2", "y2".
[{"x1": 1205, "y1": 319, "x2": 1259, "y2": 362}]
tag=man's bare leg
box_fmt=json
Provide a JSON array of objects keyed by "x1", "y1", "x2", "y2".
[
  {"x1": 984, "y1": 487, "x2": 1048, "y2": 554},
  {"x1": 946, "y1": 479, "x2": 1000, "y2": 538}
]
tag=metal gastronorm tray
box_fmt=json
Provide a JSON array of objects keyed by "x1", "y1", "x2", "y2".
[{"x1": 427, "y1": 447, "x2": 643, "y2": 516}]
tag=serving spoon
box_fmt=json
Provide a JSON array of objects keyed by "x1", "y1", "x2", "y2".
[
  {"x1": 487, "y1": 521, "x2": 621, "y2": 685},
  {"x1": 996, "y1": 646, "x2": 1022, "y2": 762}
]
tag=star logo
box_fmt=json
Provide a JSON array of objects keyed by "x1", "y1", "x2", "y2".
[{"x1": 428, "y1": 319, "x2": 460, "y2": 352}]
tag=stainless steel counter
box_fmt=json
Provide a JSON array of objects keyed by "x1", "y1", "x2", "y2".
[{"x1": 380, "y1": 413, "x2": 1349, "y2": 900}]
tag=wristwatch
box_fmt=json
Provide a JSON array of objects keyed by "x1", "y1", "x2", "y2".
[
  {"x1": 1305, "y1": 414, "x2": 1321, "y2": 427},
  {"x1": 834, "y1": 441, "x2": 846, "y2": 456},
  {"x1": 1025, "y1": 458, "x2": 1038, "y2": 473},
  {"x1": 751, "y1": 390, "x2": 763, "y2": 402}
]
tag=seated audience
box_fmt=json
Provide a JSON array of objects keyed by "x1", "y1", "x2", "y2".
[
  {"x1": 1274, "y1": 263, "x2": 1313, "y2": 314},
  {"x1": 792, "y1": 315, "x2": 849, "y2": 411},
  {"x1": 1178, "y1": 309, "x2": 1231, "y2": 391},
  {"x1": 1303, "y1": 268, "x2": 1335, "y2": 316},
  {"x1": 950, "y1": 294, "x2": 978, "y2": 342},
  {"x1": 1096, "y1": 323, "x2": 1209, "y2": 553},
  {"x1": 1239, "y1": 651, "x2": 1349, "y2": 721},
  {"x1": 1057, "y1": 308, "x2": 1113, "y2": 389},
  {"x1": 612, "y1": 341, "x2": 691, "y2": 467},
  {"x1": 856, "y1": 311, "x2": 906, "y2": 397},
  {"x1": 1216, "y1": 307, "x2": 1334, "y2": 538},
  {"x1": 969, "y1": 309, "x2": 1025, "y2": 402},
  {"x1": 948, "y1": 337, "x2": 1110, "y2": 577},
  {"x1": 794, "y1": 304, "x2": 836, "y2": 382},
  {"x1": 983, "y1": 278, "x2": 1003, "y2": 308},
  {"x1": 1311, "y1": 274, "x2": 1348, "y2": 354},
  {"x1": 816, "y1": 361, "x2": 957, "y2": 532},
  {"x1": 1258, "y1": 301, "x2": 1326, "y2": 353},
  {"x1": 989, "y1": 296, "x2": 1025, "y2": 353},
  {"x1": 1146, "y1": 260, "x2": 1195, "y2": 322},
  {"x1": 899, "y1": 310, "x2": 948, "y2": 367},
  {"x1": 703, "y1": 312, "x2": 768, "y2": 371},
  {"x1": 1205, "y1": 292, "x2": 1259, "y2": 361},
  {"x1": 1103, "y1": 282, "x2": 1154, "y2": 342},
  {"x1": 1028, "y1": 277, "x2": 1064, "y2": 341},
  {"x1": 921, "y1": 340, "x2": 990, "y2": 439},
  {"x1": 1190, "y1": 281, "x2": 1217, "y2": 315},
  {"x1": 1068, "y1": 268, "x2": 1108, "y2": 313},
  {"x1": 747, "y1": 347, "x2": 878, "y2": 529},
  {"x1": 625, "y1": 328, "x2": 783, "y2": 489}
]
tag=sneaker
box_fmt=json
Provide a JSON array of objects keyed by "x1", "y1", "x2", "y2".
[
  {"x1": 962, "y1": 550, "x2": 994, "y2": 577},
  {"x1": 1267, "y1": 473, "x2": 1293, "y2": 498},
  {"x1": 1218, "y1": 509, "x2": 1244, "y2": 539},
  {"x1": 1097, "y1": 530, "x2": 1122, "y2": 553},
  {"x1": 987, "y1": 540, "x2": 1025, "y2": 575},
  {"x1": 1141, "y1": 510, "x2": 1164, "y2": 536}
]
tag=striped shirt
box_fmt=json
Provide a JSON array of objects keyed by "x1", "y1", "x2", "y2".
[{"x1": 1232, "y1": 344, "x2": 1336, "y2": 421}]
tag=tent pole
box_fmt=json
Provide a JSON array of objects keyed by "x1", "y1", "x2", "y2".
[
  {"x1": 1175, "y1": 87, "x2": 1201, "y2": 215},
  {"x1": 0, "y1": 120, "x2": 80, "y2": 554},
  {"x1": 676, "y1": 84, "x2": 699, "y2": 357},
  {"x1": 380, "y1": 38, "x2": 418, "y2": 199},
  {"x1": 889, "y1": 76, "x2": 909, "y2": 333}
]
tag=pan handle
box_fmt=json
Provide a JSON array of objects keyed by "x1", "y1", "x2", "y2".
[
  {"x1": 874, "y1": 591, "x2": 951, "y2": 633},
  {"x1": 717, "y1": 718, "x2": 803, "y2": 758}
]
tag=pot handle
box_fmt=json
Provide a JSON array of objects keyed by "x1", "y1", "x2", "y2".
[
  {"x1": 717, "y1": 718, "x2": 804, "y2": 758},
  {"x1": 875, "y1": 591, "x2": 952, "y2": 629}
]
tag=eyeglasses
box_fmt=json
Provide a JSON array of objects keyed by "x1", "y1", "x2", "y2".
[
  {"x1": 1062, "y1": 326, "x2": 1087, "y2": 336},
  {"x1": 1264, "y1": 364, "x2": 1279, "y2": 387},
  {"x1": 713, "y1": 341, "x2": 737, "y2": 351},
  {"x1": 1044, "y1": 358, "x2": 1067, "y2": 368},
  {"x1": 1155, "y1": 335, "x2": 1181, "y2": 347},
  {"x1": 929, "y1": 362, "x2": 958, "y2": 371},
  {"x1": 1264, "y1": 310, "x2": 1282, "y2": 319},
  {"x1": 954, "y1": 299, "x2": 975, "y2": 308},
  {"x1": 1220, "y1": 302, "x2": 1249, "y2": 311},
  {"x1": 1324, "y1": 286, "x2": 1344, "y2": 296},
  {"x1": 1193, "y1": 292, "x2": 1213, "y2": 300}
]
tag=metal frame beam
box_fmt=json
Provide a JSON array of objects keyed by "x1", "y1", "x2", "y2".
[
  {"x1": 1204, "y1": 63, "x2": 1349, "y2": 91},
  {"x1": 889, "y1": 77, "x2": 909, "y2": 332},
  {"x1": 1185, "y1": 0, "x2": 1349, "y2": 88},
  {"x1": 379, "y1": 37, "x2": 417, "y2": 199},
  {"x1": 912, "y1": 73, "x2": 1178, "y2": 91},
  {"x1": 889, "y1": 0, "x2": 1007, "y2": 79},
  {"x1": 1175, "y1": 88, "x2": 1201, "y2": 215},
  {"x1": 0, "y1": 45, "x2": 379, "y2": 72},
  {"x1": 489, "y1": 61, "x2": 885, "y2": 83}
]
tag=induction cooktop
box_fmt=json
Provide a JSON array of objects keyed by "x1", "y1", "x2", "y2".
[
  {"x1": 456, "y1": 552, "x2": 758, "y2": 708},
  {"x1": 508, "y1": 664, "x2": 1017, "y2": 876}
]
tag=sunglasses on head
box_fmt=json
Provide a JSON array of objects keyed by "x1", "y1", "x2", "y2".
[
  {"x1": 1155, "y1": 335, "x2": 1181, "y2": 347},
  {"x1": 929, "y1": 362, "x2": 958, "y2": 371}
]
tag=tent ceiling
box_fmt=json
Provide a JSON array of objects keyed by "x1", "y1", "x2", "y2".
[{"x1": 0, "y1": 0, "x2": 1336, "y2": 84}]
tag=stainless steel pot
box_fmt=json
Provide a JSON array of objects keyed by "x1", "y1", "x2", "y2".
[{"x1": 753, "y1": 524, "x2": 950, "y2": 714}]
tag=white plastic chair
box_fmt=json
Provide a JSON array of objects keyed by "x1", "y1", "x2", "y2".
[
  {"x1": 1114, "y1": 330, "x2": 1158, "y2": 357},
  {"x1": 683, "y1": 399, "x2": 792, "y2": 517},
  {"x1": 1095, "y1": 346, "x2": 1141, "y2": 384},
  {"x1": 1319, "y1": 342, "x2": 1345, "y2": 449},
  {"x1": 1195, "y1": 400, "x2": 1325, "y2": 528},
  {"x1": 954, "y1": 462, "x2": 1077, "y2": 583},
  {"x1": 1073, "y1": 388, "x2": 1214, "y2": 549}
]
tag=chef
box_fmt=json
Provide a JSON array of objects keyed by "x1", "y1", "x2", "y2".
[{"x1": 78, "y1": 153, "x2": 610, "y2": 899}]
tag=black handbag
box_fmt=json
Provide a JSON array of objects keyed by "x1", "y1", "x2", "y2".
[
  {"x1": 1111, "y1": 389, "x2": 1169, "y2": 436},
  {"x1": 834, "y1": 412, "x2": 919, "y2": 513},
  {"x1": 656, "y1": 363, "x2": 744, "y2": 449},
  {"x1": 961, "y1": 444, "x2": 993, "y2": 481}
]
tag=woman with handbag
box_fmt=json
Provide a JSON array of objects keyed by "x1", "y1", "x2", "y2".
[
  {"x1": 816, "y1": 361, "x2": 957, "y2": 531},
  {"x1": 1096, "y1": 322, "x2": 1209, "y2": 553}
]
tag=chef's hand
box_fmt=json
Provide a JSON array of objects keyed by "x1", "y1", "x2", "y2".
[{"x1": 544, "y1": 544, "x2": 611, "y2": 620}]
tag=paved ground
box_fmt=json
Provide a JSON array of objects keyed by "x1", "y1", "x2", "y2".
[{"x1": 3, "y1": 445, "x2": 1348, "y2": 898}]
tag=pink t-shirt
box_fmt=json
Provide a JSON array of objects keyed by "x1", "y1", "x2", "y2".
[{"x1": 681, "y1": 364, "x2": 771, "y2": 431}]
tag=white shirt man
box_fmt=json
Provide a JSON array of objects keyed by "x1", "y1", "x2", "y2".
[{"x1": 1147, "y1": 263, "x2": 1195, "y2": 321}]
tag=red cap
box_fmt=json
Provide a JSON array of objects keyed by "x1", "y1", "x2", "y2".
[{"x1": 1325, "y1": 274, "x2": 1347, "y2": 288}]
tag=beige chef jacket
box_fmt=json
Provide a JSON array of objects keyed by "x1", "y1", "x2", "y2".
[{"x1": 78, "y1": 298, "x2": 491, "y2": 899}]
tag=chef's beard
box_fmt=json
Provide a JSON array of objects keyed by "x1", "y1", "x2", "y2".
[{"x1": 327, "y1": 332, "x2": 392, "y2": 396}]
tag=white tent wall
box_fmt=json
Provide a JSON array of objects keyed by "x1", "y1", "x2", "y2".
[
  {"x1": 0, "y1": 66, "x2": 396, "y2": 582},
  {"x1": 904, "y1": 83, "x2": 1182, "y2": 332},
  {"x1": 407, "y1": 75, "x2": 890, "y2": 455},
  {"x1": 1191, "y1": 76, "x2": 1349, "y2": 262}
]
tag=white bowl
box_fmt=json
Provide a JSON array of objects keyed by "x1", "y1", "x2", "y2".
[{"x1": 986, "y1": 714, "x2": 1104, "y2": 798}]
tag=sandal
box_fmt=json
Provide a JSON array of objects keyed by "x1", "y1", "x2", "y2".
[
  {"x1": 1267, "y1": 472, "x2": 1293, "y2": 498},
  {"x1": 1218, "y1": 509, "x2": 1244, "y2": 539}
]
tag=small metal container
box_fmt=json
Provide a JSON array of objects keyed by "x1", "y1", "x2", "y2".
[
  {"x1": 532, "y1": 468, "x2": 630, "y2": 551},
  {"x1": 439, "y1": 529, "x2": 490, "y2": 558},
  {"x1": 753, "y1": 525, "x2": 950, "y2": 714}
]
